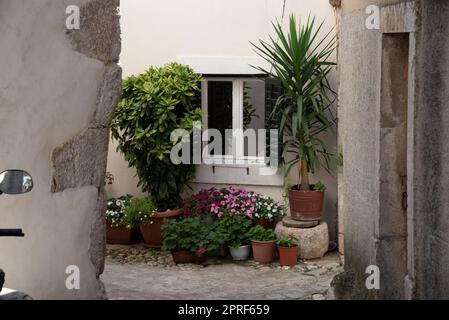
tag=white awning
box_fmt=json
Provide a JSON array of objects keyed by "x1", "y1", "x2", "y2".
[{"x1": 177, "y1": 56, "x2": 270, "y2": 75}]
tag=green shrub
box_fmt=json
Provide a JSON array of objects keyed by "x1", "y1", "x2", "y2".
[
  {"x1": 111, "y1": 63, "x2": 202, "y2": 211},
  {"x1": 122, "y1": 196, "x2": 157, "y2": 228},
  {"x1": 162, "y1": 217, "x2": 227, "y2": 256},
  {"x1": 248, "y1": 225, "x2": 276, "y2": 242},
  {"x1": 217, "y1": 215, "x2": 253, "y2": 248}
]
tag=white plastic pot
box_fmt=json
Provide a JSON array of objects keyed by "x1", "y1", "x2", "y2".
[{"x1": 229, "y1": 245, "x2": 251, "y2": 261}]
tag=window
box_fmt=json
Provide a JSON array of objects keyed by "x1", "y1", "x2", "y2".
[{"x1": 201, "y1": 77, "x2": 267, "y2": 165}]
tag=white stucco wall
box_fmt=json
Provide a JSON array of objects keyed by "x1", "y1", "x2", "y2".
[{"x1": 106, "y1": 0, "x2": 339, "y2": 239}]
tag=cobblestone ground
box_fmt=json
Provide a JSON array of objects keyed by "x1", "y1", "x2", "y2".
[{"x1": 102, "y1": 244, "x2": 343, "y2": 300}]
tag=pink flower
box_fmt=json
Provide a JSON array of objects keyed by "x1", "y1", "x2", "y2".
[
  {"x1": 251, "y1": 197, "x2": 256, "y2": 203},
  {"x1": 197, "y1": 247, "x2": 206, "y2": 255}
]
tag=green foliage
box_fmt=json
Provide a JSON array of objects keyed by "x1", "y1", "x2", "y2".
[
  {"x1": 313, "y1": 181, "x2": 326, "y2": 192},
  {"x1": 276, "y1": 234, "x2": 299, "y2": 248},
  {"x1": 162, "y1": 217, "x2": 227, "y2": 256},
  {"x1": 337, "y1": 151, "x2": 344, "y2": 168},
  {"x1": 122, "y1": 196, "x2": 157, "y2": 228},
  {"x1": 248, "y1": 225, "x2": 276, "y2": 242},
  {"x1": 217, "y1": 215, "x2": 253, "y2": 248},
  {"x1": 106, "y1": 195, "x2": 133, "y2": 227},
  {"x1": 252, "y1": 15, "x2": 337, "y2": 181},
  {"x1": 111, "y1": 63, "x2": 203, "y2": 210}
]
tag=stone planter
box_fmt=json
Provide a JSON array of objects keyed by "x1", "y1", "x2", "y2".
[
  {"x1": 251, "y1": 240, "x2": 276, "y2": 263},
  {"x1": 275, "y1": 221, "x2": 329, "y2": 259},
  {"x1": 229, "y1": 245, "x2": 251, "y2": 261},
  {"x1": 106, "y1": 223, "x2": 140, "y2": 245},
  {"x1": 140, "y1": 207, "x2": 183, "y2": 249}
]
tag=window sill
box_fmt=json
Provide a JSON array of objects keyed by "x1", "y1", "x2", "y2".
[{"x1": 193, "y1": 163, "x2": 284, "y2": 186}]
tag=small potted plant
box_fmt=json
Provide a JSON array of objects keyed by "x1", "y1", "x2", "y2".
[
  {"x1": 248, "y1": 225, "x2": 277, "y2": 263},
  {"x1": 123, "y1": 196, "x2": 159, "y2": 247},
  {"x1": 276, "y1": 234, "x2": 299, "y2": 267},
  {"x1": 219, "y1": 215, "x2": 253, "y2": 261},
  {"x1": 106, "y1": 195, "x2": 140, "y2": 244},
  {"x1": 253, "y1": 194, "x2": 286, "y2": 228},
  {"x1": 162, "y1": 216, "x2": 226, "y2": 264}
]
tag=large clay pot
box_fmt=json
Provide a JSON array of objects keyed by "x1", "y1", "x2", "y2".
[
  {"x1": 251, "y1": 240, "x2": 276, "y2": 263},
  {"x1": 278, "y1": 246, "x2": 299, "y2": 267},
  {"x1": 106, "y1": 223, "x2": 140, "y2": 245},
  {"x1": 140, "y1": 207, "x2": 183, "y2": 248},
  {"x1": 288, "y1": 188, "x2": 324, "y2": 222}
]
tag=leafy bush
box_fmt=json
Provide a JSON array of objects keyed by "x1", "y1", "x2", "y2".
[
  {"x1": 122, "y1": 196, "x2": 157, "y2": 228},
  {"x1": 111, "y1": 63, "x2": 202, "y2": 211},
  {"x1": 248, "y1": 225, "x2": 276, "y2": 242},
  {"x1": 276, "y1": 234, "x2": 299, "y2": 248},
  {"x1": 218, "y1": 214, "x2": 253, "y2": 248},
  {"x1": 106, "y1": 195, "x2": 133, "y2": 227},
  {"x1": 162, "y1": 217, "x2": 227, "y2": 256}
]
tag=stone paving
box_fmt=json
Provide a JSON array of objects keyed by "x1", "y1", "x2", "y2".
[{"x1": 102, "y1": 244, "x2": 343, "y2": 300}]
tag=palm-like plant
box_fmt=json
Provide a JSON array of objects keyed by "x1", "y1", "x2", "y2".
[{"x1": 252, "y1": 15, "x2": 337, "y2": 191}]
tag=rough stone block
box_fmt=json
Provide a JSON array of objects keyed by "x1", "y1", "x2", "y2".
[
  {"x1": 51, "y1": 128, "x2": 109, "y2": 193},
  {"x1": 275, "y1": 221, "x2": 329, "y2": 260},
  {"x1": 67, "y1": 0, "x2": 121, "y2": 63}
]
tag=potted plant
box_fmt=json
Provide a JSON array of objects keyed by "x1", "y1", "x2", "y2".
[
  {"x1": 276, "y1": 234, "x2": 299, "y2": 267},
  {"x1": 253, "y1": 194, "x2": 286, "y2": 228},
  {"x1": 248, "y1": 225, "x2": 277, "y2": 263},
  {"x1": 252, "y1": 15, "x2": 337, "y2": 222},
  {"x1": 111, "y1": 63, "x2": 203, "y2": 222},
  {"x1": 123, "y1": 196, "x2": 160, "y2": 247},
  {"x1": 106, "y1": 195, "x2": 140, "y2": 244},
  {"x1": 218, "y1": 214, "x2": 253, "y2": 261},
  {"x1": 162, "y1": 217, "x2": 226, "y2": 264}
]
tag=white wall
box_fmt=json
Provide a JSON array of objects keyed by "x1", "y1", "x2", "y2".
[{"x1": 107, "y1": 0, "x2": 339, "y2": 239}]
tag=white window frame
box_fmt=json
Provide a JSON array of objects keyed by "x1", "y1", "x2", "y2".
[{"x1": 201, "y1": 77, "x2": 266, "y2": 166}]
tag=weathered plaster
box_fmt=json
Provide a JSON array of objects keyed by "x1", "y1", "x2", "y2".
[{"x1": 0, "y1": 0, "x2": 121, "y2": 299}]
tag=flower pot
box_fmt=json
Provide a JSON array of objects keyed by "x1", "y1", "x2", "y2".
[
  {"x1": 172, "y1": 251, "x2": 207, "y2": 264},
  {"x1": 140, "y1": 207, "x2": 183, "y2": 248},
  {"x1": 106, "y1": 223, "x2": 140, "y2": 244},
  {"x1": 278, "y1": 246, "x2": 298, "y2": 267},
  {"x1": 229, "y1": 245, "x2": 251, "y2": 261},
  {"x1": 251, "y1": 240, "x2": 276, "y2": 263},
  {"x1": 288, "y1": 188, "x2": 324, "y2": 222},
  {"x1": 253, "y1": 218, "x2": 271, "y2": 228}
]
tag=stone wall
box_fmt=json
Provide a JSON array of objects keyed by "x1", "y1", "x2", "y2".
[
  {"x1": 0, "y1": 0, "x2": 121, "y2": 299},
  {"x1": 336, "y1": 0, "x2": 449, "y2": 299}
]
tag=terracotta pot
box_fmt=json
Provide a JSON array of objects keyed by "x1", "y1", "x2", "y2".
[
  {"x1": 106, "y1": 223, "x2": 140, "y2": 244},
  {"x1": 140, "y1": 207, "x2": 183, "y2": 248},
  {"x1": 278, "y1": 246, "x2": 298, "y2": 267},
  {"x1": 172, "y1": 251, "x2": 207, "y2": 264},
  {"x1": 253, "y1": 218, "x2": 271, "y2": 228},
  {"x1": 288, "y1": 187, "x2": 324, "y2": 222},
  {"x1": 251, "y1": 240, "x2": 276, "y2": 263}
]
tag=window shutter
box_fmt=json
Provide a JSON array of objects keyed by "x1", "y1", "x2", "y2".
[{"x1": 265, "y1": 77, "x2": 283, "y2": 166}]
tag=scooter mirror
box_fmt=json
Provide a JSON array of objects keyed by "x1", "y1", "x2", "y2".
[{"x1": 0, "y1": 170, "x2": 33, "y2": 195}]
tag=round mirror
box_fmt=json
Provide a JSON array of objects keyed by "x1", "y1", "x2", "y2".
[{"x1": 0, "y1": 170, "x2": 33, "y2": 195}]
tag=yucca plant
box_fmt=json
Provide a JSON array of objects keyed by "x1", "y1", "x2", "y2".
[{"x1": 252, "y1": 15, "x2": 337, "y2": 191}]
